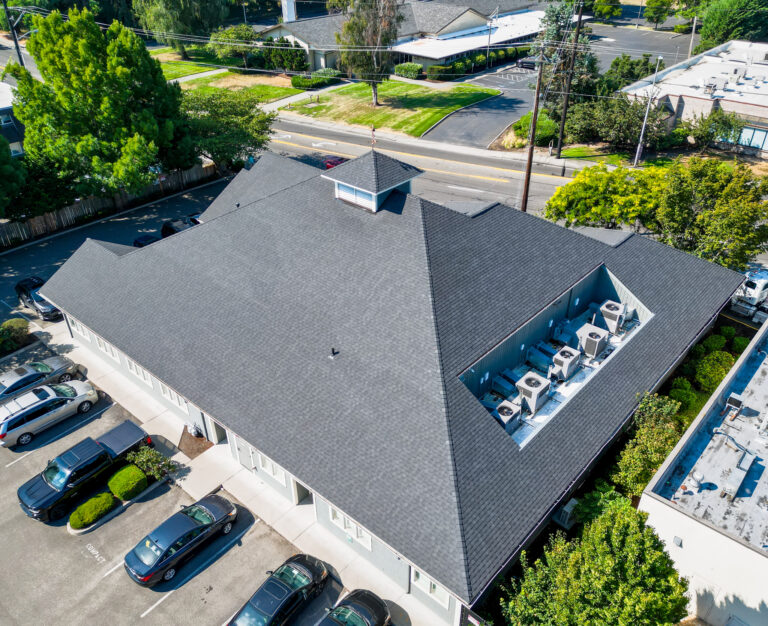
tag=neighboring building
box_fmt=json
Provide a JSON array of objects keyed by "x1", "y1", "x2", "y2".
[
  {"x1": 640, "y1": 320, "x2": 768, "y2": 626},
  {"x1": 0, "y1": 82, "x2": 24, "y2": 157},
  {"x1": 623, "y1": 40, "x2": 768, "y2": 157},
  {"x1": 42, "y1": 151, "x2": 742, "y2": 624},
  {"x1": 261, "y1": 0, "x2": 553, "y2": 71}
]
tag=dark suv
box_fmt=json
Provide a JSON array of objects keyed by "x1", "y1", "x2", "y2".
[
  {"x1": 161, "y1": 214, "x2": 202, "y2": 238},
  {"x1": 15, "y1": 277, "x2": 61, "y2": 320}
]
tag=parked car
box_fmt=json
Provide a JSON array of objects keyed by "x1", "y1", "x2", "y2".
[
  {"x1": 0, "y1": 356, "x2": 79, "y2": 402},
  {"x1": 132, "y1": 234, "x2": 161, "y2": 248},
  {"x1": 228, "y1": 554, "x2": 329, "y2": 626},
  {"x1": 161, "y1": 214, "x2": 201, "y2": 238},
  {"x1": 17, "y1": 420, "x2": 152, "y2": 522},
  {"x1": 15, "y1": 276, "x2": 61, "y2": 320},
  {"x1": 318, "y1": 589, "x2": 391, "y2": 626},
  {"x1": 323, "y1": 156, "x2": 349, "y2": 170},
  {"x1": 0, "y1": 381, "x2": 98, "y2": 447},
  {"x1": 124, "y1": 493, "x2": 237, "y2": 586},
  {"x1": 516, "y1": 58, "x2": 536, "y2": 70}
]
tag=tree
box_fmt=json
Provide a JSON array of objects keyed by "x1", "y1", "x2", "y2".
[
  {"x1": 592, "y1": 0, "x2": 622, "y2": 19},
  {"x1": 0, "y1": 136, "x2": 25, "y2": 219},
  {"x1": 695, "y1": 350, "x2": 735, "y2": 391},
  {"x1": 182, "y1": 89, "x2": 275, "y2": 173},
  {"x1": 696, "y1": 0, "x2": 768, "y2": 52},
  {"x1": 5, "y1": 8, "x2": 196, "y2": 203},
  {"x1": 133, "y1": 0, "x2": 230, "y2": 59},
  {"x1": 573, "y1": 479, "x2": 628, "y2": 524},
  {"x1": 683, "y1": 108, "x2": 745, "y2": 149},
  {"x1": 261, "y1": 37, "x2": 308, "y2": 73},
  {"x1": 502, "y1": 500, "x2": 688, "y2": 625},
  {"x1": 209, "y1": 24, "x2": 259, "y2": 68},
  {"x1": 597, "y1": 54, "x2": 665, "y2": 95},
  {"x1": 644, "y1": 0, "x2": 673, "y2": 27},
  {"x1": 334, "y1": 0, "x2": 402, "y2": 106}
]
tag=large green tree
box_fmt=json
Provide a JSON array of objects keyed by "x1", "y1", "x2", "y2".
[
  {"x1": 5, "y1": 8, "x2": 195, "y2": 200},
  {"x1": 133, "y1": 0, "x2": 230, "y2": 59},
  {"x1": 0, "y1": 136, "x2": 26, "y2": 219},
  {"x1": 182, "y1": 89, "x2": 275, "y2": 173},
  {"x1": 209, "y1": 24, "x2": 259, "y2": 68},
  {"x1": 696, "y1": 0, "x2": 768, "y2": 52},
  {"x1": 502, "y1": 499, "x2": 688, "y2": 625},
  {"x1": 592, "y1": 0, "x2": 622, "y2": 20},
  {"x1": 644, "y1": 0, "x2": 673, "y2": 27},
  {"x1": 334, "y1": 0, "x2": 402, "y2": 106},
  {"x1": 597, "y1": 54, "x2": 665, "y2": 95}
]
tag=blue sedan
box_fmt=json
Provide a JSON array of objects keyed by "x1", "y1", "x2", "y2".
[{"x1": 124, "y1": 494, "x2": 237, "y2": 586}]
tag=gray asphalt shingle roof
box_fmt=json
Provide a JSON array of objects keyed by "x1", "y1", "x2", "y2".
[
  {"x1": 322, "y1": 150, "x2": 422, "y2": 193},
  {"x1": 42, "y1": 153, "x2": 742, "y2": 605}
]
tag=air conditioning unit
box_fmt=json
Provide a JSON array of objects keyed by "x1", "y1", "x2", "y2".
[
  {"x1": 494, "y1": 400, "x2": 522, "y2": 433},
  {"x1": 551, "y1": 347, "x2": 580, "y2": 381},
  {"x1": 552, "y1": 498, "x2": 579, "y2": 530},
  {"x1": 516, "y1": 370, "x2": 550, "y2": 414},
  {"x1": 600, "y1": 300, "x2": 626, "y2": 334},
  {"x1": 492, "y1": 375, "x2": 515, "y2": 398},
  {"x1": 575, "y1": 323, "x2": 609, "y2": 359}
]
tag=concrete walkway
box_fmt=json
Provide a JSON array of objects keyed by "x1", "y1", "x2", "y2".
[
  {"x1": 171, "y1": 68, "x2": 228, "y2": 84},
  {"x1": 38, "y1": 319, "x2": 443, "y2": 626},
  {"x1": 261, "y1": 80, "x2": 349, "y2": 113},
  {"x1": 388, "y1": 74, "x2": 456, "y2": 91}
]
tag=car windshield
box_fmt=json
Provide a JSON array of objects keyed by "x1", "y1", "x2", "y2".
[
  {"x1": 328, "y1": 606, "x2": 368, "y2": 626},
  {"x1": 42, "y1": 458, "x2": 70, "y2": 490},
  {"x1": 29, "y1": 362, "x2": 53, "y2": 374},
  {"x1": 232, "y1": 602, "x2": 270, "y2": 626},
  {"x1": 745, "y1": 280, "x2": 758, "y2": 290},
  {"x1": 134, "y1": 537, "x2": 164, "y2": 566},
  {"x1": 51, "y1": 384, "x2": 76, "y2": 398},
  {"x1": 181, "y1": 504, "x2": 214, "y2": 525},
  {"x1": 30, "y1": 289, "x2": 46, "y2": 303},
  {"x1": 272, "y1": 564, "x2": 311, "y2": 590}
]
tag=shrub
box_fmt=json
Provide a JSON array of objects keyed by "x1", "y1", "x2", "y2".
[
  {"x1": 394, "y1": 62, "x2": 422, "y2": 79},
  {"x1": 689, "y1": 344, "x2": 707, "y2": 360},
  {"x1": 669, "y1": 387, "x2": 697, "y2": 410},
  {"x1": 695, "y1": 350, "x2": 735, "y2": 392},
  {"x1": 451, "y1": 59, "x2": 466, "y2": 76},
  {"x1": 426, "y1": 65, "x2": 452, "y2": 80},
  {"x1": 513, "y1": 110, "x2": 558, "y2": 147},
  {"x1": 516, "y1": 45, "x2": 531, "y2": 58},
  {"x1": 1, "y1": 317, "x2": 29, "y2": 346},
  {"x1": 702, "y1": 334, "x2": 727, "y2": 353},
  {"x1": 126, "y1": 445, "x2": 178, "y2": 481},
  {"x1": 671, "y1": 377, "x2": 693, "y2": 392},
  {"x1": 471, "y1": 52, "x2": 486, "y2": 66},
  {"x1": 719, "y1": 326, "x2": 736, "y2": 341},
  {"x1": 488, "y1": 50, "x2": 498, "y2": 66},
  {"x1": 291, "y1": 74, "x2": 339, "y2": 89},
  {"x1": 108, "y1": 464, "x2": 148, "y2": 500},
  {"x1": 658, "y1": 126, "x2": 689, "y2": 149},
  {"x1": 732, "y1": 335, "x2": 750, "y2": 354},
  {"x1": 69, "y1": 492, "x2": 116, "y2": 529},
  {"x1": 678, "y1": 359, "x2": 698, "y2": 379},
  {"x1": 506, "y1": 47, "x2": 517, "y2": 60},
  {"x1": 673, "y1": 23, "x2": 692, "y2": 33},
  {"x1": 496, "y1": 49, "x2": 506, "y2": 62},
  {"x1": 312, "y1": 67, "x2": 341, "y2": 78}
]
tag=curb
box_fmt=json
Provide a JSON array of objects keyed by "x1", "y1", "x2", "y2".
[
  {"x1": 419, "y1": 91, "x2": 502, "y2": 136},
  {"x1": 66, "y1": 477, "x2": 169, "y2": 536}
]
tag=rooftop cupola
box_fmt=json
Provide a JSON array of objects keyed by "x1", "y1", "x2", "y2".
[{"x1": 321, "y1": 150, "x2": 423, "y2": 212}]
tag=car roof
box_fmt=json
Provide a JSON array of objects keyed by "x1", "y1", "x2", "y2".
[
  {"x1": 149, "y1": 512, "x2": 198, "y2": 549},
  {"x1": 286, "y1": 553, "x2": 324, "y2": 578},
  {"x1": 57, "y1": 438, "x2": 102, "y2": 468},
  {"x1": 0, "y1": 387, "x2": 51, "y2": 421},
  {"x1": 16, "y1": 276, "x2": 44, "y2": 290},
  {"x1": 248, "y1": 578, "x2": 292, "y2": 617},
  {"x1": 0, "y1": 365, "x2": 31, "y2": 386}
]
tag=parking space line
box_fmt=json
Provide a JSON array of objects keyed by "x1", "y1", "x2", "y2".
[
  {"x1": 5, "y1": 451, "x2": 33, "y2": 467},
  {"x1": 102, "y1": 561, "x2": 125, "y2": 578},
  {"x1": 140, "y1": 591, "x2": 176, "y2": 618}
]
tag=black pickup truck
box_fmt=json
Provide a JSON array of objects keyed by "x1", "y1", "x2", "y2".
[{"x1": 17, "y1": 420, "x2": 152, "y2": 522}]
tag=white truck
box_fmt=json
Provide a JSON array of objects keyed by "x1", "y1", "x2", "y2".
[{"x1": 731, "y1": 268, "x2": 768, "y2": 321}]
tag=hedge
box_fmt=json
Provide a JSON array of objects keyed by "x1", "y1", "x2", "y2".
[
  {"x1": 732, "y1": 336, "x2": 750, "y2": 354},
  {"x1": 394, "y1": 62, "x2": 422, "y2": 79},
  {"x1": 669, "y1": 387, "x2": 696, "y2": 410},
  {"x1": 719, "y1": 326, "x2": 736, "y2": 341},
  {"x1": 69, "y1": 492, "x2": 117, "y2": 529},
  {"x1": 702, "y1": 334, "x2": 727, "y2": 353},
  {"x1": 689, "y1": 344, "x2": 707, "y2": 360},
  {"x1": 695, "y1": 350, "x2": 735, "y2": 392},
  {"x1": 108, "y1": 464, "x2": 148, "y2": 500},
  {"x1": 312, "y1": 68, "x2": 342, "y2": 78},
  {"x1": 451, "y1": 59, "x2": 466, "y2": 76},
  {"x1": 671, "y1": 377, "x2": 693, "y2": 392},
  {"x1": 291, "y1": 74, "x2": 339, "y2": 89}
]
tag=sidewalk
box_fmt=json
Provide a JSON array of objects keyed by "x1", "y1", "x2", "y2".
[
  {"x1": 261, "y1": 80, "x2": 350, "y2": 113},
  {"x1": 171, "y1": 68, "x2": 228, "y2": 84},
  {"x1": 39, "y1": 320, "x2": 443, "y2": 626}
]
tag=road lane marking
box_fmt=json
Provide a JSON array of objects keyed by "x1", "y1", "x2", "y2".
[
  {"x1": 447, "y1": 184, "x2": 486, "y2": 194},
  {"x1": 140, "y1": 591, "x2": 175, "y2": 618},
  {"x1": 102, "y1": 560, "x2": 125, "y2": 578},
  {"x1": 5, "y1": 451, "x2": 33, "y2": 467}
]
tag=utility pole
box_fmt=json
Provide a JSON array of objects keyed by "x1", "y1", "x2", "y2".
[
  {"x1": 633, "y1": 55, "x2": 663, "y2": 167},
  {"x1": 485, "y1": 7, "x2": 498, "y2": 70},
  {"x1": 555, "y1": 1, "x2": 583, "y2": 159},
  {"x1": 2, "y1": 0, "x2": 25, "y2": 69},
  {"x1": 687, "y1": 15, "x2": 697, "y2": 58},
  {"x1": 242, "y1": 2, "x2": 248, "y2": 24},
  {"x1": 521, "y1": 51, "x2": 544, "y2": 213}
]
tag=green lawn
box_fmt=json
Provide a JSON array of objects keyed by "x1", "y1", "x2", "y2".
[
  {"x1": 160, "y1": 61, "x2": 216, "y2": 80},
  {"x1": 151, "y1": 45, "x2": 244, "y2": 80},
  {"x1": 181, "y1": 71, "x2": 302, "y2": 102},
  {"x1": 286, "y1": 81, "x2": 500, "y2": 137},
  {"x1": 560, "y1": 146, "x2": 631, "y2": 167}
]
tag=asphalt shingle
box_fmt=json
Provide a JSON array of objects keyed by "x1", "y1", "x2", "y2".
[{"x1": 321, "y1": 150, "x2": 423, "y2": 193}]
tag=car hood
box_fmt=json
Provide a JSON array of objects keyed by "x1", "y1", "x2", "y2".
[
  {"x1": 44, "y1": 356, "x2": 73, "y2": 371},
  {"x1": 65, "y1": 380, "x2": 94, "y2": 396},
  {"x1": 18, "y1": 474, "x2": 61, "y2": 510}
]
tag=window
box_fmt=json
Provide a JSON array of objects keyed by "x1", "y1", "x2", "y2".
[
  {"x1": 335, "y1": 182, "x2": 375, "y2": 209},
  {"x1": 68, "y1": 316, "x2": 90, "y2": 340},
  {"x1": 9, "y1": 142, "x2": 22, "y2": 156},
  {"x1": 95, "y1": 336, "x2": 120, "y2": 362},
  {"x1": 257, "y1": 452, "x2": 286, "y2": 486},
  {"x1": 69, "y1": 453, "x2": 108, "y2": 483},
  {"x1": 126, "y1": 358, "x2": 152, "y2": 387},
  {"x1": 159, "y1": 382, "x2": 188, "y2": 414},
  {"x1": 411, "y1": 568, "x2": 450, "y2": 608},
  {"x1": 328, "y1": 506, "x2": 372, "y2": 550},
  {"x1": 0, "y1": 112, "x2": 11, "y2": 125}
]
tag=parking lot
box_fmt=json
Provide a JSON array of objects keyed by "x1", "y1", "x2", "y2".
[{"x1": 0, "y1": 349, "x2": 343, "y2": 626}]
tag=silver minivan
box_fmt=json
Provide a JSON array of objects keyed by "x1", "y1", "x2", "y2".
[{"x1": 0, "y1": 381, "x2": 99, "y2": 446}]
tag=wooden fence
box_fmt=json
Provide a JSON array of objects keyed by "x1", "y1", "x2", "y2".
[{"x1": 0, "y1": 163, "x2": 218, "y2": 251}]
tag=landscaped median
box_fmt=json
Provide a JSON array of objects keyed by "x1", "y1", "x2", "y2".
[{"x1": 284, "y1": 80, "x2": 501, "y2": 137}]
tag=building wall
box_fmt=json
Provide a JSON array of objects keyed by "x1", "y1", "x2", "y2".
[{"x1": 639, "y1": 493, "x2": 768, "y2": 625}]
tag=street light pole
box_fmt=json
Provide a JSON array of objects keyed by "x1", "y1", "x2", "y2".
[
  {"x1": 687, "y1": 15, "x2": 697, "y2": 58},
  {"x1": 2, "y1": 0, "x2": 26, "y2": 68},
  {"x1": 633, "y1": 55, "x2": 663, "y2": 167},
  {"x1": 486, "y1": 7, "x2": 498, "y2": 70}
]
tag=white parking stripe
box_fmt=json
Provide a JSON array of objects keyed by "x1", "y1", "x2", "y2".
[
  {"x1": 102, "y1": 561, "x2": 125, "y2": 578},
  {"x1": 140, "y1": 591, "x2": 175, "y2": 618},
  {"x1": 5, "y1": 451, "x2": 33, "y2": 467}
]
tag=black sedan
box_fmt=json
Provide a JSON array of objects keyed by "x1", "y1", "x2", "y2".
[
  {"x1": 319, "y1": 589, "x2": 391, "y2": 626},
  {"x1": 160, "y1": 214, "x2": 201, "y2": 238},
  {"x1": 15, "y1": 276, "x2": 61, "y2": 320},
  {"x1": 124, "y1": 494, "x2": 237, "y2": 586},
  {"x1": 228, "y1": 554, "x2": 328, "y2": 625}
]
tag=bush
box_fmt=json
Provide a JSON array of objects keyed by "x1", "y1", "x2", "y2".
[
  {"x1": 658, "y1": 126, "x2": 689, "y2": 150},
  {"x1": 451, "y1": 59, "x2": 466, "y2": 76},
  {"x1": 678, "y1": 359, "x2": 698, "y2": 379},
  {"x1": 126, "y1": 445, "x2": 178, "y2": 481},
  {"x1": 702, "y1": 334, "x2": 727, "y2": 353},
  {"x1": 471, "y1": 52, "x2": 486, "y2": 66},
  {"x1": 506, "y1": 47, "x2": 517, "y2": 60},
  {"x1": 513, "y1": 110, "x2": 558, "y2": 147},
  {"x1": 689, "y1": 344, "x2": 707, "y2": 360},
  {"x1": 426, "y1": 65, "x2": 452, "y2": 80},
  {"x1": 671, "y1": 377, "x2": 693, "y2": 392},
  {"x1": 719, "y1": 326, "x2": 736, "y2": 341},
  {"x1": 312, "y1": 68, "x2": 341, "y2": 78},
  {"x1": 516, "y1": 45, "x2": 531, "y2": 58},
  {"x1": 732, "y1": 335, "x2": 750, "y2": 354},
  {"x1": 695, "y1": 350, "x2": 735, "y2": 392},
  {"x1": 496, "y1": 49, "x2": 506, "y2": 62},
  {"x1": 1, "y1": 317, "x2": 29, "y2": 346},
  {"x1": 108, "y1": 464, "x2": 148, "y2": 500},
  {"x1": 291, "y1": 74, "x2": 339, "y2": 89},
  {"x1": 69, "y1": 492, "x2": 117, "y2": 529},
  {"x1": 669, "y1": 387, "x2": 697, "y2": 410},
  {"x1": 673, "y1": 23, "x2": 692, "y2": 33},
  {"x1": 394, "y1": 62, "x2": 422, "y2": 79},
  {"x1": 488, "y1": 50, "x2": 498, "y2": 66}
]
